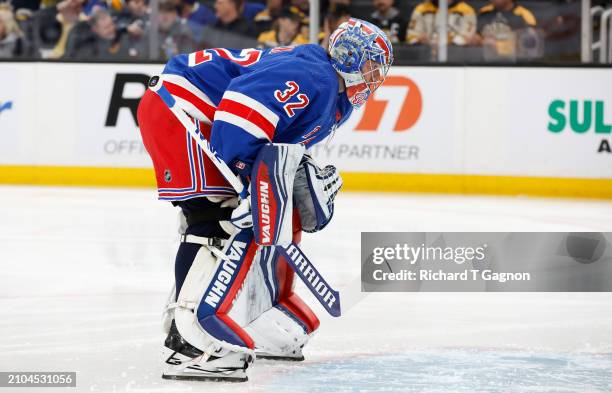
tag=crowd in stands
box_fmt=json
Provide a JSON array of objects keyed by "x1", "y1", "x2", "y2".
[{"x1": 0, "y1": 0, "x2": 593, "y2": 61}]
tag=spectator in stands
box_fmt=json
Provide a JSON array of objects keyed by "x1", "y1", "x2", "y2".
[
  {"x1": 83, "y1": 0, "x2": 111, "y2": 15},
  {"x1": 13, "y1": 5, "x2": 36, "y2": 55},
  {"x1": 406, "y1": 0, "x2": 476, "y2": 46},
  {"x1": 369, "y1": 0, "x2": 407, "y2": 43},
  {"x1": 290, "y1": 0, "x2": 309, "y2": 16},
  {"x1": 178, "y1": 0, "x2": 216, "y2": 37},
  {"x1": 28, "y1": 5, "x2": 59, "y2": 54},
  {"x1": 243, "y1": 1, "x2": 265, "y2": 22},
  {"x1": 115, "y1": 0, "x2": 149, "y2": 24},
  {"x1": 320, "y1": 3, "x2": 350, "y2": 49},
  {"x1": 322, "y1": 0, "x2": 357, "y2": 37},
  {"x1": 64, "y1": 8, "x2": 136, "y2": 59},
  {"x1": 158, "y1": 0, "x2": 194, "y2": 58},
  {"x1": 42, "y1": 0, "x2": 61, "y2": 7},
  {"x1": 10, "y1": 1, "x2": 40, "y2": 13},
  {"x1": 43, "y1": 0, "x2": 87, "y2": 58},
  {"x1": 326, "y1": 0, "x2": 354, "y2": 15},
  {"x1": 9, "y1": 0, "x2": 39, "y2": 32},
  {"x1": 253, "y1": 0, "x2": 284, "y2": 35},
  {"x1": 213, "y1": 0, "x2": 254, "y2": 37},
  {"x1": 257, "y1": 6, "x2": 307, "y2": 47},
  {"x1": 288, "y1": 0, "x2": 310, "y2": 37},
  {"x1": 114, "y1": 0, "x2": 149, "y2": 42},
  {"x1": 0, "y1": 4, "x2": 28, "y2": 58},
  {"x1": 473, "y1": 0, "x2": 537, "y2": 60},
  {"x1": 476, "y1": 0, "x2": 536, "y2": 36}
]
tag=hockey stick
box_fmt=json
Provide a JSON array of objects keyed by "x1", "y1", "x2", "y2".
[{"x1": 150, "y1": 80, "x2": 341, "y2": 317}]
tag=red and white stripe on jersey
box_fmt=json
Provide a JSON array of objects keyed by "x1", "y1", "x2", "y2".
[
  {"x1": 214, "y1": 91, "x2": 280, "y2": 141},
  {"x1": 158, "y1": 120, "x2": 235, "y2": 201},
  {"x1": 188, "y1": 48, "x2": 263, "y2": 67},
  {"x1": 161, "y1": 73, "x2": 217, "y2": 124}
]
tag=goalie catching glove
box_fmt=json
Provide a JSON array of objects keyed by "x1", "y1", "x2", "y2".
[
  {"x1": 229, "y1": 145, "x2": 342, "y2": 243},
  {"x1": 293, "y1": 154, "x2": 342, "y2": 233}
]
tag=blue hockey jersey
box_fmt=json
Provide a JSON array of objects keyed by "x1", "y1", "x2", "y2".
[{"x1": 161, "y1": 44, "x2": 353, "y2": 173}]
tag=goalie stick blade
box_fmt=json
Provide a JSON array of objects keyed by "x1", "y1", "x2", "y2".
[{"x1": 279, "y1": 243, "x2": 342, "y2": 317}]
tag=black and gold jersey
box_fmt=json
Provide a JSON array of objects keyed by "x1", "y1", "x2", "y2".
[{"x1": 477, "y1": 3, "x2": 537, "y2": 35}]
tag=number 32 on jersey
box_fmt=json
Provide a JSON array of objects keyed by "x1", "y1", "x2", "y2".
[{"x1": 274, "y1": 81, "x2": 309, "y2": 118}]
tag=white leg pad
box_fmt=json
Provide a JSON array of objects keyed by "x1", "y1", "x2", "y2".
[
  {"x1": 162, "y1": 284, "x2": 176, "y2": 334},
  {"x1": 173, "y1": 245, "x2": 223, "y2": 354},
  {"x1": 227, "y1": 247, "x2": 274, "y2": 327},
  {"x1": 172, "y1": 232, "x2": 256, "y2": 356},
  {"x1": 244, "y1": 307, "x2": 310, "y2": 357}
]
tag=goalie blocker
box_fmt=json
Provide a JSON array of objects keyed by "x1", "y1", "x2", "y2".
[
  {"x1": 250, "y1": 143, "x2": 303, "y2": 246},
  {"x1": 247, "y1": 145, "x2": 343, "y2": 244}
]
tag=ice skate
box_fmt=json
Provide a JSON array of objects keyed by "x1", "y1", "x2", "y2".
[{"x1": 161, "y1": 321, "x2": 253, "y2": 382}]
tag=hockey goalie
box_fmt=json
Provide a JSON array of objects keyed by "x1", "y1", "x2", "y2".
[{"x1": 136, "y1": 18, "x2": 393, "y2": 382}]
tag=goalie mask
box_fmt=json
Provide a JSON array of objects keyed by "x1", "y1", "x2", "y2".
[{"x1": 328, "y1": 18, "x2": 393, "y2": 109}]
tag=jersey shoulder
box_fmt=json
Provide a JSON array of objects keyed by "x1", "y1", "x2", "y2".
[
  {"x1": 250, "y1": 45, "x2": 339, "y2": 97},
  {"x1": 513, "y1": 5, "x2": 537, "y2": 26},
  {"x1": 163, "y1": 53, "x2": 190, "y2": 74},
  {"x1": 413, "y1": 1, "x2": 437, "y2": 15},
  {"x1": 257, "y1": 30, "x2": 276, "y2": 43},
  {"x1": 450, "y1": 1, "x2": 475, "y2": 16},
  {"x1": 479, "y1": 4, "x2": 494, "y2": 14},
  {"x1": 222, "y1": 46, "x2": 340, "y2": 138}
]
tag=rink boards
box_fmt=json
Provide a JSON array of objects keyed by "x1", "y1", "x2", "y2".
[{"x1": 0, "y1": 62, "x2": 610, "y2": 198}]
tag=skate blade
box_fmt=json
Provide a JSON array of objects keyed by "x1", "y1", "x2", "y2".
[
  {"x1": 162, "y1": 374, "x2": 248, "y2": 383},
  {"x1": 256, "y1": 354, "x2": 305, "y2": 362}
]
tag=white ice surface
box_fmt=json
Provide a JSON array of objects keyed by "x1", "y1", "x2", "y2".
[{"x1": 1, "y1": 186, "x2": 611, "y2": 393}]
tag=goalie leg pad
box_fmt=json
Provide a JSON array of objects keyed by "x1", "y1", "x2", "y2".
[
  {"x1": 174, "y1": 230, "x2": 258, "y2": 354},
  {"x1": 275, "y1": 251, "x2": 320, "y2": 334},
  {"x1": 245, "y1": 306, "x2": 311, "y2": 359},
  {"x1": 232, "y1": 242, "x2": 320, "y2": 334},
  {"x1": 250, "y1": 143, "x2": 305, "y2": 246},
  {"x1": 243, "y1": 244, "x2": 320, "y2": 358}
]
